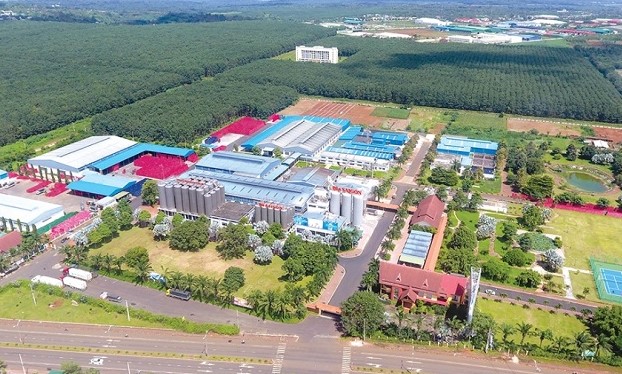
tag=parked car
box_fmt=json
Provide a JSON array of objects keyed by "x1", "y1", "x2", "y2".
[{"x1": 485, "y1": 289, "x2": 496, "y2": 296}]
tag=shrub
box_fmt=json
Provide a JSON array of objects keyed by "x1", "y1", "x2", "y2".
[{"x1": 502, "y1": 248, "x2": 530, "y2": 267}]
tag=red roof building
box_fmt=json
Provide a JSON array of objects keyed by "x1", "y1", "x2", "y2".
[
  {"x1": 0, "y1": 231, "x2": 22, "y2": 254},
  {"x1": 409, "y1": 195, "x2": 445, "y2": 229},
  {"x1": 379, "y1": 261, "x2": 467, "y2": 310}
]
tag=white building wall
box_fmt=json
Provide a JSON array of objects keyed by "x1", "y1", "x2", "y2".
[{"x1": 295, "y1": 46, "x2": 339, "y2": 64}]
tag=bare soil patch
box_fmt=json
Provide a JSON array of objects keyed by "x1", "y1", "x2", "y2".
[
  {"x1": 49, "y1": 299, "x2": 64, "y2": 308},
  {"x1": 280, "y1": 99, "x2": 404, "y2": 128},
  {"x1": 507, "y1": 118, "x2": 581, "y2": 137},
  {"x1": 594, "y1": 126, "x2": 622, "y2": 143},
  {"x1": 429, "y1": 123, "x2": 446, "y2": 134},
  {"x1": 387, "y1": 28, "x2": 448, "y2": 38}
]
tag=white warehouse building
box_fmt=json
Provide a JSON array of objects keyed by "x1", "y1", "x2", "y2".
[
  {"x1": 295, "y1": 45, "x2": 339, "y2": 64},
  {"x1": 0, "y1": 194, "x2": 64, "y2": 231}
]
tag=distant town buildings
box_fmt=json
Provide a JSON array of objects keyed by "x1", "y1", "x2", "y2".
[{"x1": 295, "y1": 46, "x2": 339, "y2": 64}]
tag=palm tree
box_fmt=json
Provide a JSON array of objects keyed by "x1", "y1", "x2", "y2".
[
  {"x1": 89, "y1": 254, "x2": 104, "y2": 270},
  {"x1": 413, "y1": 315, "x2": 425, "y2": 341},
  {"x1": 247, "y1": 290, "x2": 264, "y2": 316},
  {"x1": 574, "y1": 331, "x2": 591, "y2": 357},
  {"x1": 102, "y1": 254, "x2": 114, "y2": 273},
  {"x1": 133, "y1": 260, "x2": 152, "y2": 284},
  {"x1": 211, "y1": 278, "x2": 221, "y2": 303},
  {"x1": 499, "y1": 323, "x2": 514, "y2": 346},
  {"x1": 71, "y1": 245, "x2": 88, "y2": 264},
  {"x1": 446, "y1": 316, "x2": 464, "y2": 340},
  {"x1": 284, "y1": 284, "x2": 307, "y2": 305},
  {"x1": 550, "y1": 336, "x2": 569, "y2": 354},
  {"x1": 0, "y1": 255, "x2": 9, "y2": 273},
  {"x1": 395, "y1": 306, "x2": 406, "y2": 336},
  {"x1": 536, "y1": 328, "x2": 553, "y2": 348},
  {"x1": 193, "y1": 275, "x2": 211, "y2": 302},
  {"x1": 167, "y1": 271, "x2": 184, "y2": 290},
  {"x1": 360, "y1": 271, "x2": 377, "y2": 292},
  {"x1": 181, "y1": 273, "x2": 195, "y2": 293},
  {"x1": 594, "y1": 333, "x2": 612, "y2": 358},
  {"x1": 60, "y1": 245, "x2": 75, "y2": 263},
  {"x1": 113, "y1": 256, "x2": 125, "y2": 274},
  {"x1": 265, "y1": 289, "x2": 278, "y2": 319},
  {"x1": 516, "y1": 322, "x2": 533, "y2": 346},
  {"x1": 273, "y1": 292, "x2": 290, "y2": 321}
]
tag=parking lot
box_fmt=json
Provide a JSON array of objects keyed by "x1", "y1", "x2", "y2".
[{"x1": 1, "y1": 178, "x2": 91, "y2": 212}]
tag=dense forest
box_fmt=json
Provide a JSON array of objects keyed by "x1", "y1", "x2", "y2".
[
  {"x1": 0, "y1": 21, "x2": 334, "y2": 146},
  {"x1": 91, "y1": 81, "x2": 298, "y2": 144},
  {"x1": 219, "y1": 36, "x2": 622, "y2": 123},
  {"x1": 576, "y1": 44, "x2": 622, "y2": 95}
]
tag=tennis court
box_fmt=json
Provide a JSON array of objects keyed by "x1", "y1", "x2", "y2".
[{"x1": 590, "y1": 258, "x2": 622, "y2": 304}]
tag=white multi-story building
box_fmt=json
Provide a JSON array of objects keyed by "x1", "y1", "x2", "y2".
[{"x1": 295, "y1": 46, "x2": 339, "y2": 64}]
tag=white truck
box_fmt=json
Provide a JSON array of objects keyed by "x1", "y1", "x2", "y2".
[
  {"x1": 31, "y1": 275, "x2": 63, "y2": 288},
  {"x1": 67, "y1": 268, "x2": 93, "y2": 281},
  {"x1": 62, "y1": 276, "x2": 87, "y2": 290}
]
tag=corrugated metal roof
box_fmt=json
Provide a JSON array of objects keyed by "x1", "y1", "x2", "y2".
[
  {"x1": 256, "y1": 119, "x2": 343, "y2": 156},
  {"x1": 67, "y1": 173, "x2": 136, "y2": 197},
  {"x1": 90, "y1": 143, "x2": 194, "y2": 171},
  {"x1": 440, "y1": 135, "x2": 498, "y2": 152},
  {"x1": 29, "y1": 136, "x2": 137, "y2": 172},
  {"x1": 0, "y1": 193, "x2": 64, "y2": 225},
  {"x1": 195, "y1": 151, "x2": 281, "y2": 178},
  {"x1": 324, "y1": 146, "x2": 394, "y2": 160}
]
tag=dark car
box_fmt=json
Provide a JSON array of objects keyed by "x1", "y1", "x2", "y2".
[{"x1": 106, "y1": 295, "x2": 122, "y2": 303}]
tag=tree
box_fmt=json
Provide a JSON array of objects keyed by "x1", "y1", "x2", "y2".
[
  {"x1": 499, "y1": 323, "x2": 515, "y2": 346},
  {"x1": 117, "y1": 199, "x2": 133, "y2": 230},
  {"x1": 60, "y1": 361, "x2": 99, "y2": 374},
  {"x1": 429, "y1": 167, "x2": 459, "y2": 186},
  {"x1": 273, "y1": 147, "x2": 282, "y2": 158},
  {"x1": 340, "y1": 291, "x2": 385, "y2": 339},
  {"x1": 282, "y1": 258, "x2": 305, "y2": 282},
  {"x1": 141, "y1": 180, "x2": 159, "y2": 206},
  {"x1": 467, "y1": 192, "x2": 484, "y2": 211},
  {"x1": 448, "y1": 224, "x2": 477, "y2": 251},
  {"x1": 335, "y1": 228, "x2": 362, "y2": 251},
  {"x1": 137, "y1": 210, "x2": 152, "y2": 227},
  {"x1": 596, "y1": 198, "x2": 610, "y2": 209},
  {"x1": 437, "y1": 248, "x2": 476, "y2": 275},
  {"x1": 254, "y1": 245, "x2": 273, "y2": 264},
  {"x1": 482, "y1": 257, "x2": 510, "y2": 282},
  {"x1": 0, "y1": 359, "x2": 6, "y2": 374},
  {"x1": 516, "y1": 322, "x2": 534, "y2": 346},
  {"x1": 216, "y1": 223, "x2": 249, "y2": 260},
  {"x1": 169, "y1": 219, "x2": 209, "y2": 251},
  {"x1": 520, "y1": 205, "x2": 545, "y2": 231},
  {"x1": 618, "y1": 195, "x2": 622, "y2": 210},
  {"x1": 502, "y1": 248, "x2": 530, "y2": 267},
  {"x1": 536, "y1": 328, "x2": 553, "y2": 348},
  {"x1": 522, "y1": 175, "x2": 553, "y2": 200},
  {"x1": 501, "y1": 221, "x2": 518, "y2": 243},
  {"x1": 87, "y1": 223, "x2": 112, "y2": 246},
  {"x1": 247, "y1": 234, "x2": 262, "y2": 250},
  {"x1": 154, "y1": 211, "x2": 166, "y2": 225},
  {"x1": 566, "y1": 144, "x2": 577, "y2": 161},
  {"x1": 171, "y1": 213, "x2": 184, "y2": 228},
  {"x1": 591, "y1": 305, "x2": 622, "y2": 356},
  {"x1": 101, "y1": 207, "x2": 119, "y2": 235},
  {"x1": 221, "y1": 267, "x2": 245, "y2": 300},
  {"x1": 542, "y1": 249, "x2": 564, "y2": 272},
  {"x1": 124, "y1": 247, "x2": 150, "y2": 270},
  {"x1": 515, "y1": 270, "x2": 541, "y2": 288}
]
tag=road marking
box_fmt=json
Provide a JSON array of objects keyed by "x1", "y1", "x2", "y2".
[
  {"x1": 272, "y1": 342, "x2": 286, "y2": 374},
  {"x1": 366, "y1": 356, "x2": 381, "y2": 360},
  {"x1": 367, "y1": 363, "x2": 382, "y2": 368},
  {"x1": 341, "y1": 346, "x2": 351, "y2": 374}
]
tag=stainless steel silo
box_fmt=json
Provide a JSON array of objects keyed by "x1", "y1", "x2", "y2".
[
  {"x1": 341, "y1": 193, "x2": 352, "y2": 223},
  {"x1": 157, "y1": 182, "x2": 167, "y2": 210},
  {"x1": 173, "y1": 184, "x2": 182, "y2": 212},
  {"x1": 352, "y1": 195, "x2": 365, "y2": 227},
  {"x1": 329, "y1": 191, "x2": 341, "y2": 215},
  {"x1": 165, "y1": 184, "x2": 174, "y2": 212},
  {"x1": 181, "y1": 185, "x2": 190, "y2": 213},
  {"x1": 197, "y1": 188, "x2": 206, "y2": 216}
]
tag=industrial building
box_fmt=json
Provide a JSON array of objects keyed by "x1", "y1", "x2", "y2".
[
  {"x1": 435, "y1": 135, "x2": 498, "y2": 175},
  {"x1": 0, "y1": 231, "x2": 22, "y2": 254},
  {"x1": 67, "y1": 172, "x2": 138, "y2": 199},
  {"x1": 284, "y1": 167, "x2": 339, "y2": 188},
  {"x1": 179, "y1": 170, "x2": 314, "y2": 213},
  {"x1": 327, "y1": 175, "x2": 376, "y2": 227},
  {"x1": 295, "y1": 45, "x2": 339, "y2": 64},
  {"x1": 195, "y1": 152, "x2": 285, "y2": 179},
  {"x1": 410, "y1": 195, "x2": 445, "y2": 229},
  {"x1": 26, "y1": 135, "x2": 196, "y2": 182},
  {"x1": 0, "y1": 194, "x2": 64, "y2": 231},
  {"x1": 293, "y1": 211, "x2": 348, "y2": 238},
  {"x1": 0, "y1": 169, "x2": 7, "y2": 181},
  {"x1": 210, "y1": 201, "x2": 254, "y2": 227}
]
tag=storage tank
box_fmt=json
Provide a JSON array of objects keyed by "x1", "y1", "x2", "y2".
[
  {"x1": 261, "y1": 205, "x2": 269, "y2": 223},
  {"x1": 273, "y1": 209, "x2": 281, "y2": 225},
  {"x1": 158, "y1": 183, "x2": 167, "y2": 210},
  {"x1": 63, "y1": 276, "x2": 87, "y2": 290},
  {"x1": 329, "y1": 191, "x2": 341, "y2": 215},
  {"x1": 68, "y1": 268, "x2": 93, "y2": 281},
  {"x1": 204, "y1": 192, "x2": 214, "y2": 216},
  {"x1": 254, "y1": 205, "x2": 261, "y2": 222},
  {"x1": 180, "y1": 186, "x2": 190, "y2": 213},
  {"x1": 173, "y1": 184, "x2": 182, "y2": 211},
  {"x1": 282, "y1": 208, "x2": 294, "y2": 228},
  {"x1": 217, "y1": 186, "x2": 225, "y2": 204},
  {"x1": 341, "y1": 194, "x2": 352, "y2": 223},
  {"x1": 189, "y1": 187, "x2": 198, "y2": 215},
  {"x1": 31, "y1": 275, "x2": 63, "y2": 288},
  {"x1": 352, "y1": 195, "x2": 365, "y2": 227},
  {"x1": 164, "y1": 184, "x2": 174, "y2": 211},
  {"x1": 196, "y1": 188, "x2": 206, "y2": 216}
]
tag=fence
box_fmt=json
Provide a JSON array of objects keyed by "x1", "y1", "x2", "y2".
[{"x1": 589, "y1": 257, "x2": 622, "y2": 304}]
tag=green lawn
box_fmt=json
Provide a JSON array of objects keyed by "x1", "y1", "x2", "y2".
[
  {"x1": 453, "y1": 111, "x2": 507, "y2": 130},
  {"x1": 272, "y1": 50, "x2": 295, "y2": 61},
  {"x1": 544, "y1": 210, "x2": 622, "y2": 269},
  {"x1": 477, "y1": 298, "x2": 587, "y2": 344},
  {"x1": 473, "y1": 177, "x2": 502, "y2": 194},
  {"x1": 371, "y1": 107, "x2": 410, "y2": 119},
  {"x1": 0, "y1": 283, "x2": 164, "y2": 328},
  {"x1": 569, "y1": 271, "x2": 600, "y2": 303},
  {"x1": 91, "y1": 227, "x2": 297, "y2": 297},
  {"x1": 455, "y1": 210, "x2": 479, "y2": 232}
]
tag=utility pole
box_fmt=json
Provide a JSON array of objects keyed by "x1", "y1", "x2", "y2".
[
  {"x1": 19, "y1": 353, "x2": 26, "y2": 374},
  {"x1": 126, "y1": 361, "x2": 131, "y2": 374},
  {"x1": 125, "y1": 300, "x2": 130, "y2": 321}
]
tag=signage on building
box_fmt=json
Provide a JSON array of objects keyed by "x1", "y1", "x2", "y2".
[
  {"x1": 257, "y1": 201, "x2": 285, "y2": 210},
  {"x1": 331, "y1": 185, "x2": 362, "y2": 195}
]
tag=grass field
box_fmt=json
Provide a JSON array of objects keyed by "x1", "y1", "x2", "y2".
[
  {"x1": 371, "y1": 107, "x2": 410, "y2": 119},
  {"x1": 91, "y1": 227, "x2": 295, "y2": 297},
  {"x1": 0, "y1": 283, "x2": 164, "y2": 328},
  {"x1": 544, "y1": 210, "x2": 622, "y2": 269},
  {"x1": 569, "y1": 271, "x2": 600, "y2": 303},
  {"x1": 272, "y1": 50, "x2": 295, "y2": 61},
  {"x1": 455, "y1": 210, "x2": 479, "y2": 232},
  {"x1": 477, "y1": 298, "x2": 587, "y2": 343},
  {"x1": 454, "y1": 111, "x2": 507, "y2": 130},
  {"x1": 472, "y1": 177, "x2": 502, "y2": 194}
]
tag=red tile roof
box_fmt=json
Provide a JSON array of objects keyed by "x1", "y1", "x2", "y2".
[
  {"x1": 379, "y1": 261, "x2": 466, "y2": 297},
  {"x1": 410, "y1": 195, "x2": 445, "y2": 228},
  {"x1": 0, "y1": 231, "x2": 22, "y2": 253}
]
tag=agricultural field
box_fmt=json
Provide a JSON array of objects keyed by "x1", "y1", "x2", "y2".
[
  {"x1": 219, "y1": 36, "x2": 622, "y2": 124},
  {"x1": 0, "y1": 20, "x2": 334, "y2": 146},
  {"x1": 543, "y1": 210, "x2": 622, "y2": 269},
  {"x1": 371, "y1": 107, "x2": 410, "y2": 119},
  {"x1": 89, "y1": 227, "x2": 296, "y2": 297}
]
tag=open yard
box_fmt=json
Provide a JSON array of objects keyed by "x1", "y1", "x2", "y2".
[
  {"x1": 594, "y1": 126, "x2": 622, "y2": 144},
  {"x1": 569, "y1": 271, "x2": 600, "y2": 304},
  {"x1": 371, "y1": 107, "x2": 410, "y2": 119},
  {"x1": 543, "y1": 210, "x2": 622, "y2": 269},
  {"x1": 90, "y1": 227, "x2": 291, "y2": 297},
  {"x1": 477, "y1": 298, "x2": 587, "y2": 343},
  {"x1": 0, "y1": 283, "x2": 164, "y2": 328},
  {"x1": 507, "y1": 118, "x2": 581, "y2": 137}
]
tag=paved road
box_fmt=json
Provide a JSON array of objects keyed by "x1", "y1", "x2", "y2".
[
  {"x1": 328, "y1": 139, "x2": 432, "y2": 307},
  {"x1": 0, "y1": 320, "x2": 585, "y2": 374},
  {"x1": 480, "y1": 283, "x2": 597, "y2": 313}
]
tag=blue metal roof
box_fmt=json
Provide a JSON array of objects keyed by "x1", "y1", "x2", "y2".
[
  {"x1": 68, "y1": 173, "x2": 137, "y2": 197},
  {"x1": 324, "y1": 146, "x2": 394, "y2": 160},
  {"x1": 0, "y1": 169, "x2": 7, "y2": 179},
  {"x1": 195, "y1": 151, "x2": 282, "y2": 178},
  {"x1": 90, "y1": 143, "x2": 194, "y2": 171},
  {"x1": 342, "y1": 141, "x2": 398, "y2": 154},
  {"x1": 339, "y1": 126, "x2": 363, "y2": 141},
  {"x1": 440, "y1": 136, "x2": 498, "y2": 153},
  {"x1": 242, "y1": 115, "x2": 351, "y2": 149},
  {"x1": 371, "y1": 131, "x2": 409, "y2": 144}
]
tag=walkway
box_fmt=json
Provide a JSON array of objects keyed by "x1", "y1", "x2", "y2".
[{"x1": 561, "y1": 266, "x2": 593, "y2": 300}]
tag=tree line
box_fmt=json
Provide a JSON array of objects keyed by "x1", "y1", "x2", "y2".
[
  {"x1": 0, "y1": 21, "x2": 334, "y2": 146},
  {"x1": 219, "y1": 36, "x2": 622, "y2": 123}
]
